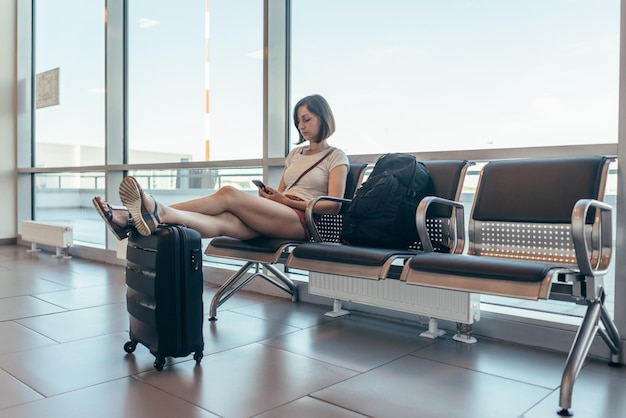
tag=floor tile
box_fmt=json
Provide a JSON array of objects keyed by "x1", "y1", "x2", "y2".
[
  {"x1": 582, "y1": 356, "x2": 626, "y2": 379},
  {"x1": 0, "y1": 263, "x2": 79, "y2": 284},
  {"x1": 0, "y1": 321, "x2": 57, "y2": 355},
  {"x1": 264, "y1": 316, "x2": 435, "y2": 372},
  {"x1": 412, "y1": 335, "x2": 567, "y2": 389},
  {"x1": 0, "y1": 271, "x2": 71, "y2": 298},
  {"x1": 56, "y1": 260, "x2": 126, "y2": 284},
  {"x1": 0, "y1": 295, "x2": 66, "y2": 321},
  {"x1": 0, "y1": 332, "x2": 156, "y2": 397},
  {"x1": 232, "y1": 297, "x2": 334, "y2": 329},
  {"x1": 202, "y1": 285, "x2": 286, "y2": 317},
  {"x1": 254, "y1": 396, "x2": 368, "y2": 418},
  {"x1": 522, "y1": 362, "x2": 626, "y2": 417},
  {"x1": 0, "y1": 246, "x2": 46, "y2": 260},
  {"x1": 202, "y1": 310, "x2": 299, "y2": 355},
  {"x1": 312, "y1": 355, "x2": 552, "y2": 418},
  {"x1": 135, "y1": 343, "x2": 358, "y2": 418},
  {"x1": 0, "y1": 368, "x2": 44, "y2": 410},
  {"x1": 36, "y1": 266, "x2": 122, "y2": 288},
  {"x1": 32, "y1": 283, "x2": 127, "y2": 310},
  {"x1": 0, "y1": 377, "x2": 218, "y2": 418},
  {"x1": 17, "y1": 303, "x2": 129, "y2": 342},
  {"x1": 0, "y1": 249, "x2": 71, "y2": 265}
]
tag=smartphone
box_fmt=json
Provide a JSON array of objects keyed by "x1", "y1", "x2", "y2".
[{"x1": 251, "y1": 179, "x2": 270, "y2": 193}]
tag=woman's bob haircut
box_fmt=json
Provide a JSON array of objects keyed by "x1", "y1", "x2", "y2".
[{"x1": 293, "y1": 94, "x2": 336, "y2": 144}]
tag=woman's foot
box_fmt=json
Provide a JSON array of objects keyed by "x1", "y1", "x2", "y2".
[
  {"x1": 119, "y1": 176, "x2": 161, "y2": 236},
  {"x1": 92, "y1": 196, "x2": 133, "y2": 240}
]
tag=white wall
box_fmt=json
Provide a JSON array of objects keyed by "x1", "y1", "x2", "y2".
[{"x1": 0, "y1": 0, "x2": 16, "y2": 240}]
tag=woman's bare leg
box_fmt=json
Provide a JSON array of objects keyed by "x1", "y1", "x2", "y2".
[
  {"x1": 169, "y1": 186, "x2": 257, "y2": 216},
  {"x1": 158, "y1": 209, "x2": 263, "y2": 240},
  {"x1": 143, "y1": 186, "x2": 307, "y2": 240}
]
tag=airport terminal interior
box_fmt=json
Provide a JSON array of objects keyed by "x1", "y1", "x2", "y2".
[{"x1": 1, "y1": 1, "x2": 626, "y2": 417}]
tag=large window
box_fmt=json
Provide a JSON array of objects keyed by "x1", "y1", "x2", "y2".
[
  {"x1": 34, "y1": 0, "x2": 105, "y2": 167},
  {"x1": 291, "y1": 0, "x2": 619, "y2": 155},
  {"x1": 291, "y1": 0, "x2": 620, "y2": 320},
  {"x1": 31, "y1": 0, "x2": 106, "y2": 246},
  {"x1": 127, "y1": 0, "x2": 263, "y2": 163}
]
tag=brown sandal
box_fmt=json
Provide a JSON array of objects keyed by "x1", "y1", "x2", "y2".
[
  {"x1": 92, "y1": 196, "x2": 133, "y2": 240},
  {"x1": 119, "y1": 176, "x2": 161, "y2": 236}
]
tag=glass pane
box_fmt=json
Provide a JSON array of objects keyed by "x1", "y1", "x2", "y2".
[
  {"x1": 34, "y1": 0, "x2": 105, "y2": 167},
  {"x1": 127, "y1": 166, "x2": 263, "y2": 204},
  {"x1": 208, "y1": 0, "x2": 264, "y2": 160},
  {"x1": 291, "y1": 0, "x2": 619, "y2": 155},
  {"x1": 127, "y1": 0, "x2": 263, "y2": 163},
  {"x1": 34, "y1": 172, "x2": 106, "y2": 247}
]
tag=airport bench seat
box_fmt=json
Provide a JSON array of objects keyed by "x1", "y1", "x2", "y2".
[
  {"x1": 400, "y1": 155, "x2": 620, "y2": 416},
  {"x1": 204, "y1": 162, "x2": 368, "y2": 319}
]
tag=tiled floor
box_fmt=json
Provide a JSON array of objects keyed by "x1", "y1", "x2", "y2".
[{"x1": 0, "y1": 245, "x2": 623, "y2": 418}]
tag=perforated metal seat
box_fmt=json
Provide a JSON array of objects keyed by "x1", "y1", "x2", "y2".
[
  {"x1": 205, "y1": 163, "x2": 367, "y2": 319},
  {"x1": 286, "y1": 160, "x2": 470, "y2": 280}
]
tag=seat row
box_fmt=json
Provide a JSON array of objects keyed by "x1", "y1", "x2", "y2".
[{"x1": 204, "y1": 155, "x2": 621, "y2": 416}]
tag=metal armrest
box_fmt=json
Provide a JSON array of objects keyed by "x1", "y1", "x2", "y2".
[
  {"x1": 305, "y1": 196, "x2": 352, "y2": 242},
  {"x1": 571, "y1": 198, "x2": 612, "y2": 276},
  {"x1": 416, "y1": 196, "x2": 465, "y2": 253}
]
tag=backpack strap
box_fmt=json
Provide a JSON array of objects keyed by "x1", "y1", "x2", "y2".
[{"x1": 286, "y1": 147, "x2": 336, "y2": 190}]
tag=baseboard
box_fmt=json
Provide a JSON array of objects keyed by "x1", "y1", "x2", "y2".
[{"x1": 0, "y1": 237, "x2": 17, "y2": 245}]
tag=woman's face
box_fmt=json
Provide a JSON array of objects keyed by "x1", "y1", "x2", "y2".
[{"x1": 296, "y1": 104, "x2": 322, "y2": 143}]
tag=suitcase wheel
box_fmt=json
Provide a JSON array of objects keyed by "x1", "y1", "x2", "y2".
[
  {"x1": 123, "y1": 340, "x2": 138, "y2": 353},
  {"x1": 194, "y1": 351, "x2": 203, "y2": 364},
  {"x1": 154, "y1": 356, "x2": 166, "y2": 371}
]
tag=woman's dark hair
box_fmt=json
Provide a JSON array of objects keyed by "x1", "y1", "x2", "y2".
[{"x1": 293, "y1": 94, "x2": 336, "y2": 144}]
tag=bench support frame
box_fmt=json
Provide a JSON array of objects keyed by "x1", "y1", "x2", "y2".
[
  {"x1": 557, "y1": 287, "x2": 621, "y2": 416},
  {"x1": 208, "y1": 261, "x2": 297, "y2": 320}
]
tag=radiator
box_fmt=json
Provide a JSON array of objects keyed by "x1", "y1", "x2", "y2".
[
  {"x1": 21, "y1": 221, "x2": 73, "y2": 258},
  {"x1": 309, "y1": 272, "x2": 480, "y2": 325}
]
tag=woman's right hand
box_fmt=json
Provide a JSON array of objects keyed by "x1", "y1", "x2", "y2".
[
  {"x1": 261, "y1": 186, "x2": 293, "y2": 206},
  {"x1": 258, "y1": 185, "x2": 277, "y2": 199}
]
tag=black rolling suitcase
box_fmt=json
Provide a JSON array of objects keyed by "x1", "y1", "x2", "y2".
[{"x1": 123, "y1": 225, "x2": 204, "y2": 371}]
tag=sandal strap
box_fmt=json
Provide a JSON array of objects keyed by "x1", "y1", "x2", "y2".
[
  {"x1": 106, "y1": 202, "x2": 133, "y2": 224},
  {"x1": 140, "y1": 194, "x2": 161, "y2": 225}
]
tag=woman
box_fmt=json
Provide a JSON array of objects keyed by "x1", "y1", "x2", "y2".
[{"x1": 94, "y1": 94, "x2": 349, "y2": 241}]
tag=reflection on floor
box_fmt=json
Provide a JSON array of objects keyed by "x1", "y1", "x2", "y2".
[{"x1": 0, "y1": 244, "x2": 623, "y2": 418}]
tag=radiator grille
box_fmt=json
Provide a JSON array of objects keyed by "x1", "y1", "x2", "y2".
[{"x1": 309, "y1": 272, "x2": 480, "y2": 324}]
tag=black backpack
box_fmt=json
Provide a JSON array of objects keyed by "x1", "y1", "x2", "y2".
[{"x1": 341, "y1": 153, "x2": 431, "y2": 249}]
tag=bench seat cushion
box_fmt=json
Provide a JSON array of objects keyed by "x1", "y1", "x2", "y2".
[
  {"x1": 209, "y1": 236, "x2": 304, "y2": 254},
  {"x1": 407, "y1": 252, "x2": 567, "y2": 283},
  {"x1": 291, "y1": 242, "x2": 418, "y2": 267}
]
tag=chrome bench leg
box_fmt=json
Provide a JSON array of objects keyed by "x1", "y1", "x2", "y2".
[
  {"x1": 558, "y1": 299, "x2": 602, "y2": 416},
  {"x1": 558, "y1": 288, "x2": 621, "y2": 416},
  {"x1": 209, "y1": 262, "x2": 256, "y2": 320},
  {"x1": 208, "y1": 262, "x2": 299, "y2": 320},
  {"x1": 599, "y1": 303, "x2": 622, "y2": 365},
  {"x1": 263, "y1": 264, "x2": 298, "y2": 302}
]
